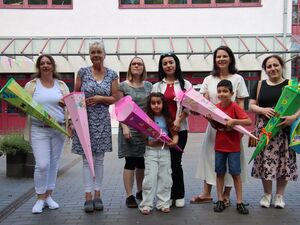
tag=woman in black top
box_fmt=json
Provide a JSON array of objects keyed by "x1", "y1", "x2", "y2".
[{"x1": 249, "y1": 54, "x2": 300, "y2": 209}]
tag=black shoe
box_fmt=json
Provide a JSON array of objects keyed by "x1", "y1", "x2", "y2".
[
  {"x1": 214, "y1": 201, "x2": 226, "y2": 213},
  {"x1": 126, "y1": 195, "x2": 138, "y2": 208},
  {"x1": 236, "y1": 203, "x2": 249, "y2": 215},
  {"x1": 94, "y1": 198, "x2": 104, "y2": 211},
  {"x1": 84, "y1": 200, "x2": 94, "y2": 213},
  {"x1": 136, "y1": 191, "x2": 143, "y2": 200}
]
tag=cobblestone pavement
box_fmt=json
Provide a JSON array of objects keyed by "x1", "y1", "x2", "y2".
[{"x1": 0, "y1": 134, "x2": 300, "y2": 225}]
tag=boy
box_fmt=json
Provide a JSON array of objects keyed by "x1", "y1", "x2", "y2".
[{"x1": 207, "y1": 79, "x2": 251, "y2": 215}]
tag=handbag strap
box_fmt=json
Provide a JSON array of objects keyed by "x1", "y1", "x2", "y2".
[{"x1": 256, "y1": 80, "x2": 262, "y2": 105}]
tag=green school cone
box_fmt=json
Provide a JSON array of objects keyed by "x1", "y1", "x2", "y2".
[
  {"x1": 249, "y1": 79, "x2": 300, "y2": 163},
  {"x1": 0, "y1": 78, "x2": 69, "y2": 136}
]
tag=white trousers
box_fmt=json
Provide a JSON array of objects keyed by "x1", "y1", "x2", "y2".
[
  {"x1": 82, "y1": 152, "x2": 104, "y2": 192},
  {"x1": 139, "y1": 147, "x2": 172, "y2": 210},
  {"x1": 31, "y1": 125, "x2": 66, "y2": 194}
]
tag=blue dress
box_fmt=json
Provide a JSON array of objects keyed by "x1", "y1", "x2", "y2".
[{"x1": 72, "y1": 66, "x2": 118, "y2": 155}]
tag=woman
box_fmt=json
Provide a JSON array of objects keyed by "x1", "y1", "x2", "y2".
[
  {"x1": 118, "y1": 57, "x2": 152, "y2": 208},
  {"x1": 191, "y1": 46, "x2": 249, "y2": 205},
  {"x1": 72, "y1": 42, "x2": 118, "y2": 213},
  {"x1": 24, "y1": 54, "x2": 70, "y2": 214},
  {"x1": 250, "y1": 54, "x2": 299, "y2": 209},
  {"x1": 152, "y1": 52, "x2": 192, "y2": 207}
]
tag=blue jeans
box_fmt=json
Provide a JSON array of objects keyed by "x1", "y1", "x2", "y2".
[{"x1": 215, "y1": 151, "x2": 241, "y2": 175}]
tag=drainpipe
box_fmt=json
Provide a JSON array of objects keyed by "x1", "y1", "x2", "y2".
[{"x1": 283, "y1": 0, "x2": 288, "y2": 53}]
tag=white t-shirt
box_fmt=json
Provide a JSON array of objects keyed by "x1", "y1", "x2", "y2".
[
  {"x1": 200, "y1": 74, "x2": 249, "y2": 104},
  {"x1": 31, "y1": 79, "x2": 65, "y2": 125}
]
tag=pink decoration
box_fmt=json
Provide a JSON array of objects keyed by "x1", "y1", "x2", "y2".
[
  {"x1": 176, "y1": 88, "x2": 257, "y2": 139},
  {"x1": 63, "y1": 92, "x2": 95, "y2": 177},
  {"x1": 115, "y1": 96, "x2": 183, "y2": 152}
]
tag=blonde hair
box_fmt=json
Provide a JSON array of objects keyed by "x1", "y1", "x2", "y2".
[{"x1": 127, "y1": 57, "x2": 147, "y2": 81}]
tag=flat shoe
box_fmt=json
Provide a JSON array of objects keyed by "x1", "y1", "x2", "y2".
[
  {"x1": 190, "y1": 196, "x2": 213, "y2": 204},
  {"x1": 94, "y1": 198, "x2": 104, "y2": 211},
  {"x1": 84, "y1": 200, "x2": 94, "y2": 213},
  {"x1": 161, "y1": 207, "x2": 170, "y2": 213},
  {"x1": 140, "y1": 206, "x2": 151, "y2": 215}
]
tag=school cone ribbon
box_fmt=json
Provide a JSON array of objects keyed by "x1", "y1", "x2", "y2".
[
  {"x1": 114, "y1": 96, "x2": 183, "y2": 152},
  {"x1": 63, "y1": 92, "x2": 95, "y2": 177},
  {"x1": 176, "y1": 87, "x2": 257, "y2": 139},
  {"x1": 0, "y1": 78, "x2": 69, "y2": 136},
  {"x1": 290, "y1": 116, "x2": 300, "y2": 154},
  {"x1": 249, "y1": 79, "x2": 300, "y2": 163}
]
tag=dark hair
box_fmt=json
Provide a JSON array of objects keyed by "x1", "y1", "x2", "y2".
[
  {"x1": 34, "y1": 54, "x2": 60, "y2": 79},
  {"x1": 262, "y1": 54, "x2": 285, "y2": 70},
  {"x1": 212, "y1": 46, "x2": 238, "y2": 77},
  {"x1": 158, "y1": 52, "x2": 186, "y2": 90},
  {"x1": 146, "y1": 92, "x2": 173, "y2": 129},
  {"x1": 217, "y1": 79, "x2": 233, "y2": 93}
]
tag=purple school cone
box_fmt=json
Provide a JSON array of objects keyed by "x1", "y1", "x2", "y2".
[
  {"x1": 115, "y1": 96, "x2": 183, "y2": 152},
  {"x1": 176, "y1": 88, "x2": 257, "y2": 139},
  {"x1": 63, "y1": 92, "x2": 95, "y2": 178}
]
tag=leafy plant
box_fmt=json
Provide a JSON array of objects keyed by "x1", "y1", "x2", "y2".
[{"x1": 0, "y1": 134, "x2": 31, "y2": 156}]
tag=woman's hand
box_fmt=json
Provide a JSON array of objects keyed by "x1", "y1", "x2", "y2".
[
  {"x1": 67, "y1": 124, "x2": 74, "y2": 138},
  {"x1": 261, "y1": 107, "x2": 276, "y2": 119},
  {"x1": 86, "y1": 96, "x2": 101, "y2": 106},
  {"x1": 167, "y1": 140, "x2": 177, "y2": 148},
  {"x1": 278, "y1": 114, "x2": 298, "y2": 127}
]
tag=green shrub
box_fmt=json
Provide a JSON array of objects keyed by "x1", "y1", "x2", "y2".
[{"x1": 0, "y1": 134, "x2": 31, "y2": 156}]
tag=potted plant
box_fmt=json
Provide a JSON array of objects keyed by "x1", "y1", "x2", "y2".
[{"x1": 0, "y1": 133, "x2": 34, "y2": 178}]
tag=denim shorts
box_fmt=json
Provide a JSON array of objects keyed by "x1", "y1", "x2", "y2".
[{"x1": 215, "y1": 151, "x2": 241, "y2": 175}]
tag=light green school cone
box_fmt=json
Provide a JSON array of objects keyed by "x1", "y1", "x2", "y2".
[
  {"x1": 249, "y1": 79, "x2": 300, "y2": 163},
  {"x1": 0, "y1": 78, "x2": 69, "y2": 136}
]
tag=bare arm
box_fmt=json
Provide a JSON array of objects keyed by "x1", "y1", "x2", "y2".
[
  {"x1": 86, "y1": 79, "x2": 119, "y2": 106},
  {"x1": 249, "y1": 99, "x2": 276, "y2": 119},
  {"x1": 236, "y1": 98, "x2": 245, "y2": 109}
]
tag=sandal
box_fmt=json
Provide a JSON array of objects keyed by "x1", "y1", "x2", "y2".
[
  {"x1": 190, "y1": 195, "x2": 213, "y2": 204},
  {"x1": 161, "y1": 207, "x2": 170, "y2": 213},
  {"x1": 140, "y1": 206, "x2": 151, "y2": 215}
]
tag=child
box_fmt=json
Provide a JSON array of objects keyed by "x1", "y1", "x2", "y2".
[
  {"x1": 139, "y1": 92, "x2": 179, "y2": 215},
  {"x1": 207, "y1": 80, "x2": 251, "y2": 215}
]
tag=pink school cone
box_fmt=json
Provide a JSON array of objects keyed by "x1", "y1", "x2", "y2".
[
  {"x1": 176, "y1": 88, "x2": 257, "y2": 140},
  {"x1": 115, "y1": 96, "x2": 183, "y2": 152},
  {"x1": 63, "y1": 92, "x2": 95, "y2": 178}
]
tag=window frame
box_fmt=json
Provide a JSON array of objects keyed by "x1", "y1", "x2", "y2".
[
  {"x1": 0, "y1": 0, "x2": 73, "y2": 9},
  {"x1": 119, "y1": 0, "x2": 261, "y2": 9}
]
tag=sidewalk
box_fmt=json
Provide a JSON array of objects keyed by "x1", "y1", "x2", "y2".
[{"x1": 0, "y1": 133, "x2": 300, "y2": 225}]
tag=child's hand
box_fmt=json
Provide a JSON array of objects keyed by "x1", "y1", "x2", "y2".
[
  {"x1": 122, "y1": 126, "x2": 131, "y2": 139},
  {"x1": 205, "y1": 114, "x2": 213, "y2": 122},
  {"x1": 225, "y1": 119, "x2": 236, "y2": 129}
]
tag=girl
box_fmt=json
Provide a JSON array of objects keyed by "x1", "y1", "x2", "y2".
[{"x1": 139, "y1": 92, "x2": 179, "y2": 215}]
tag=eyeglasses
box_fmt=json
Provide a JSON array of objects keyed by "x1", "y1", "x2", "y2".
[{"x1": 131, "y1": 62, "x2": 144, "y2": 67}]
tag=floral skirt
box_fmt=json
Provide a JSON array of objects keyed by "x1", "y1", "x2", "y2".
[{"x1": 251, "y1": 115, "x2": 298, "y2": 181}]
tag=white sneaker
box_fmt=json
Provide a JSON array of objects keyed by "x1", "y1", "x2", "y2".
[
  {"x1": 260, "y1": 193, "x2": 272, "y2": 208},
  {"x1": 45, "y1": 196, "x2": 59, "y2": 209},
  {"x1": 175, "y1": 198, "x2": 185, "y2": 208},
  {"x1": 274, "y1": 194, "x2": 285, "y2": 209},
  {"x1": 32, "y1": 199, "x2": 45, "y2": 214}
]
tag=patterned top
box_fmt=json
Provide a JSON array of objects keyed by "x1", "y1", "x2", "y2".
[
  {"x1": 117, "y1": 81, "x2": 152, "y2": 158},
  {"x1": 72, "y1": 66, "x2": 118, "y2": 155}
]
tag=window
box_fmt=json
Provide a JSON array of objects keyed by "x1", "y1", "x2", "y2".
[
  {"x1": 1, "y1": 0, "x2": 72, "y2": 8},
  {"x1": 119, "y1": 0, "x2": 261, "y2": 8},
  {"x1": 28, "y1": 0, "x2": 47, "y2": 4},
  {"x1": 145, "y1": 0, "x2": 163, "y2": 4},
  {"x1": 216, "y1": 0, "x2": 234, "y2": 3},
  {"x1": 4, "y1": 0, "x2": 23, "y2": 4},
  {"x1": 192, "y1": 0, "x2": 210, "y2": 3},
  {"x1": 169, "y1": 0, "x2": 187, "y2": 4},
  {"x1": 121, "y1": 0, "x2": 139, "y2": 4}
]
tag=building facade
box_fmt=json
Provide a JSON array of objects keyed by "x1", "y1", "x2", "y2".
[{"x1": 0, "y1": 0, "x2": 299, "y2": 132}]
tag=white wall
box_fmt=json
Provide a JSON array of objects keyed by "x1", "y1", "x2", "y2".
[{"x1": 0, "y1": 0, "x2": 292, "y2": 36}]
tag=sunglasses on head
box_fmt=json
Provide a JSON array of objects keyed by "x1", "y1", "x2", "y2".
[{"x1": 160, "y1": 52, "x2": 175, "y2": 57}]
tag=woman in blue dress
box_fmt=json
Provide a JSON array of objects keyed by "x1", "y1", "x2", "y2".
[{"x1": 72, "y1": 42, "x2": 118, "y2": 213}]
